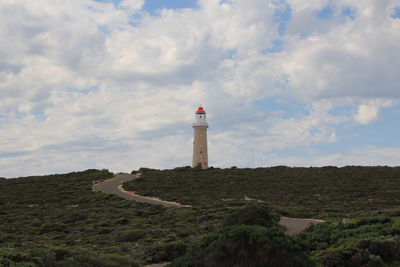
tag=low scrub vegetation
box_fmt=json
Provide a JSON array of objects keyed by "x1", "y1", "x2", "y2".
[
  {"x1": 0, "y1": 166, "x2": 399, "y2": 266},
  {"x1": 170, "y1": 203, "x2": 313, "y2": 267},
  {"x1": 170, "y1": 204, "x2": 400, "y2": 266},
  {"x1": 125, "y1": 166, "x2": 400, "y2": 218},
  {"x1": 0, "y1": 169, "x2": 221, "y2": 266}
]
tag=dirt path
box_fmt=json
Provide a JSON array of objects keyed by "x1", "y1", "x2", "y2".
[
  {"x1": 93, "y1": 173, "x2": 191, "y2": 208},
  {"x1": 93, "y1": 173, "x2": 323, "y2": 234},
  {"x1": 279, "y1": 216, "x2": 324, "y2": 235}
]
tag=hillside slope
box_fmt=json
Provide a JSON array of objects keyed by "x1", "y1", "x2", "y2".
[
  {"x1": 1, "y1": 167, "x2": 400, "y2": 266},
  {"x1": 124, "y1": 166, "x2": 400, "y2": 218},
  {"x1": 0, "y1": 169, "x2": 219, "y2": 266}
]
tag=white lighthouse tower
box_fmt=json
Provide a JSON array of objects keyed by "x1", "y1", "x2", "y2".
[{"x1": 192, "y1": 106, "x2": 208, "y2": 169}]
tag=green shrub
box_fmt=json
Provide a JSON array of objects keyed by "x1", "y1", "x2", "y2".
[
  {"x1": 113, "y1": 217, "x2": 129, "y2": 225},
  {"x1": 40, "y1": 223, "x2": 69, "y2": 234},
  {"x1": 392, "y1": 218, "x2": 400, "y2": 234},
  {"x1": 173, "y1": 166, "x2": 192, "y2": 172},
  {"x1": 170, "y1": 225, "x2": 313, "y2": 267},
  {"x1": 313, "y1": 237, "x2": 400, "y2": 266},
  {"x1": 299, "y1": 222, "x2": 341, "y2": 251},
  {"x1": 34, "y1": 247, "x2": 140, "y2": 267},
  {"x1": 149, "y1": 241, "x2": 187, "y2": 263},
  {"x1": 138, "y1": 168, "x2": 159, "y2": 174},
  {"x1": 115, "y1": 230, "x2": 146, "y2": 242},
  {"x1": 223, "y1": 203, "x2": 278, "y2": 228},
  {"x1": 313, "y1": 249, "x2": 344, "y2": 267},
  {"x1": 343, "y1": 219, "x2": 359, "y2": 229},
  {"x1": 358, "y1": 238, "x2": 400, "y2": 262},
  {"x1": 0, "y1": 250, "x2": 37, "y2": 267}
]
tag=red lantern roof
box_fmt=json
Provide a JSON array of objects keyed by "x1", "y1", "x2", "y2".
[{"x1": 196, "y1": 106, "x2": 206, "y2": 114}]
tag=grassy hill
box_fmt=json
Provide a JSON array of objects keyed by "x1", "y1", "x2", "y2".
[
  {"x1": 0, "y1": 166, "x2": 399, "y2": 266},
  {"x1": 124, "y1": 166, "x2": 400, "y2": 218},
  {"x1": 0, "y1": 169, "x2": 223, "y2": 266}
]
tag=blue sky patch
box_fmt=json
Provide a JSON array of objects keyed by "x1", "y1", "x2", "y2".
[
  {"x1": 252, "y1": 98, "x2": 309, "y2": 118},
  {"x1": 319, "y1": 105, "x2": 400, "y2": 154},
  {"x1": 223, "y1": 49, "x2": 237, "y2": 60},
  {"x1": 142, "y1": 0, "x2": 198, "y2": 13},
  {"x1": 363, "y1": 106, "x2": 400, "y2": 146},
  {"x1": 341, "y1": 6, "x2": 356, "y2": 20},
  {"x1": 32, "y1": 109, "x2": 47, "y2": 121},
  {"x1": 391, "y1": 7, "x2": 400, "y2": 19},
  {"x1": 92, "y1": 0, "x2": 123, "y2": 7},
  {"x1": 129, "y1": 13, "x2": 143, "y2": 27},
  {"x1": 97, "y1": 25, "x2": 110, "y2": 35},
  {"x1": 66, "y1": 86, "x2": 100, "y2": 96},
  {"x1": 263, "y1": 39, "x2": 283, "y2": 54},
  {"x1": 317, "y1": 6, "x2": 334, "y2": 19},
  {"x1": 273, "y1": 1, "x2": 291, "y2": 36},
  {"x1": 276, "y1": 105, "x2": 400, "y2": 157},
  {"x1": 328, "y1": 105, "x2": 354, "y2": 117},
  {"x1": 92, "y1": 0, "x2": 198, "y2": 12}
]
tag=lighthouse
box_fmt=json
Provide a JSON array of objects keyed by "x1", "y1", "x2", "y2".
[{"x1": 192, "y1": 106, "x2": 209, "y2": 169}]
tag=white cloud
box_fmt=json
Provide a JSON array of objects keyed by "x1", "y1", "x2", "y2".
[
  {"x1": 353, "y1": 99, "x2": 395, "y2": 124},
  {"x1": 282, "y1": 0, "x2": 400, "y2": 101},
  {"x1": 354, "y1": 104, "x2": 379, "y2": 124},
  {"x1": 0, "y1": 0, "x2": 399, "y2": 177},
  {"x1": 119, "y1": 0, "x2": 144, "y2": 12}
]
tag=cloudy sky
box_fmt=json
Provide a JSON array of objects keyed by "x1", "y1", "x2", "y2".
[{"x1": 1, "y1": 0, "x2": 400, "y2": 177}]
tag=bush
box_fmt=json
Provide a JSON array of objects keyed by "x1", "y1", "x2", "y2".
[
  {"x1": 138, "y1": 168, "x2": 159, "y2": 174},
  {"x1": 149, "y1": 241, "x2": 187, "y2": 263},
  {"x1": 0, "y1": 250, "x2": 38, "y2": 267},
  {"x1": 313, "y1": 237, "x2": 400, "y2": 267},
  {"x1": 169, "y1": 225, "x2": 313, "y2": 267},
  {"x1": 173, "y1": 166, "x2": 192, "y2": 172},
  {"x1": 313, "y1": 249, "x2": 344, "y2": 267},
  {"x1": 392, "y1": 218, "x2": 400, "y2": 234},
  {"x1": 40, "y1": 223, "x2": 69, "y2": 234},
  {"x1": 115, "y1": 230, "x2": 146, "y2": 242},
  {"x1": 113, "y1": 217, "x2": 129, "y2": 225},
  {"x1": 56, "y1": 250, "x2": 139, "y2": 267},
  {"x1": 223, "y1": 203, "x2": 278, "y2": 228},
  {"x1": 358, "y1": 238, "x2": 400, "y2": 262}
]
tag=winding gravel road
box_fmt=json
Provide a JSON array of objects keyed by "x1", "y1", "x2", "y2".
[
  {"x1": 93, "y1": 173, "x2": 323, "y2": 234},
  {"x1": 93, "y1": 173, "x2": 191, "y2": 208}
]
